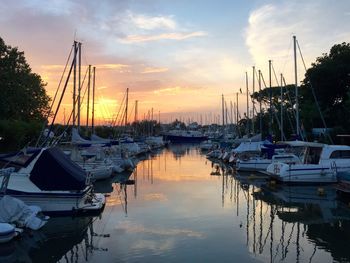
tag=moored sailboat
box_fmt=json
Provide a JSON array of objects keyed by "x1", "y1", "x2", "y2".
[{"x1": 0, "y1": 147, "x2": 105, "y2": 216}]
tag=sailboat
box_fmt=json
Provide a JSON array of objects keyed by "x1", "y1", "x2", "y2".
[{"x1": 0, "y1": 147, "x2": 105, "y2": 215}]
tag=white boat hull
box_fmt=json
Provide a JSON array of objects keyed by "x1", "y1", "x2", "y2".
[
  {"x1": 236, "y1": 160, "x2": 271, "y2": 172},
  {"x1": 0, "y1": 224, "x2": 16, "y2": 243},
  {"x1": 1, "y1": 174, "x2": 105, "y2": 215},
  {"x1": 267, "y1": 163, "x2": 339, "y2": 184}
]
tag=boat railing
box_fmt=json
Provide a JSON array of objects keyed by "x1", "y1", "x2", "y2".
[
  {"x1": 0, "y1": 167, "x2": 15, "y2": 194},
  {"x1": 85, "y1": 171, "x2": 93, "y2": 185}
]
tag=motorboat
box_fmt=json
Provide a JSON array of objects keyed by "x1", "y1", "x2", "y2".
[
  {"x1": 236, "y1": 141, "x2": 303, "y2": 172},
  {"x1": 266, "y1": 142, "x2": 350, "y2": 184},
  {"x1": 0, "y1": 147, "x2": 105, "y2": 216},
  {"x1": 163, "y1": 129, "x2": 207, "y2": 143}
]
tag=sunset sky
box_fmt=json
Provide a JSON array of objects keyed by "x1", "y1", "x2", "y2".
[{"x1": 1, "y1": 0, "x2": 349, "y2": 125}]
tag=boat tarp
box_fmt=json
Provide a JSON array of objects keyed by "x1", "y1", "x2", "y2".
[
  {"x1": 30, "y1": 147, "x2": 87, "y2": 191},
  {"x1": 0, "y1": 195, "x2": 47, "y2": 230},
  {"x1": 233, "y1": 140, "x2": 271, "y2": 153},
  {"x1": 91, "y1": 134, "x2": 118, "y2": 146}
]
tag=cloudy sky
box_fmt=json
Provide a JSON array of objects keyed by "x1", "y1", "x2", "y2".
[{"x1": 1, "y1": 0, "x2": 349, "y2": 124}]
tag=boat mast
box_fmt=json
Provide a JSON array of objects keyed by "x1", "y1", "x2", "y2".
[
  {"x1": 293, "y1": 35, "x2": 300, "y2": 138},
  {"x1": 134, "y1": 100, "x2": 138, "y2": 123},
  {"x1": 86, "y1": 65, "x2": 91, "y2": 129},
  {"x1": 252, "y1": 66, "x2": 255, "y2": 134},
  {"x1": 151, "y1": 107, "x2": 154, "y2": 135},
  {"x1": 125, "y1": 88, "x2": 129, "y2": 126},
  {"x1": 222, "y1": 94, "x2": 225, "y2": 127},
  {"x1": 258, "y1": 70, "x2": 262, "y2": 134},
  {"x1": 78, "y1": 42, "x2": 81, "y2": 131},
  {"x1": 268, "y1": 60, "x2": 272, "y2": 135},
  {"x1": 73, "y1": 41, "x2": 77, "y2": 128},
  {"x1": 230, "y1": 101, "x2": 233, "y2": 126},
  {"x1": 225, "y1": 101, "x2": 228, "y2": 128},
  {"x1": 236, "y1": 92, "x2": 239, "y2": 135},
  {"x1": 246, "y1": 71, "x2": 249, "y2": 135},
  {"x1": 92, "y1": 66, "x2": 96, "y2": 133},
  {"x1": 280, "y1": 73, "x2": 284, "y2": 140}
]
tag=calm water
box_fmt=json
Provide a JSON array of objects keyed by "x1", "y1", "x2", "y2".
[{"x1": 2, "y1": 144, "x2": 350, "y2": 263}]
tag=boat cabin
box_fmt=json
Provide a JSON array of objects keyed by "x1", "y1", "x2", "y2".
[{"x1": 301, "y1": 144, "x2": 350, "y2": 165}]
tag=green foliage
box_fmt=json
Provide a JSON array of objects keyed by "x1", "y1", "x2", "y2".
[
  {"x1": 0, "y1": 37, "x2": 51, "y2": 151},
  {"x1": 0, "y1": 37, "x2": 50, "y2": 122},
  {"x1": 300, "y1": 42, "x2": 350, "y2": 131},
  {"x1": 0, "y1": 120, "x2": 42, "y2": 152}
]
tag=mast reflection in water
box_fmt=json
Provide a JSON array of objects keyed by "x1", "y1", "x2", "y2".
[{"x1": 4, "y1": 145, "x2": 350, "y2": 262}]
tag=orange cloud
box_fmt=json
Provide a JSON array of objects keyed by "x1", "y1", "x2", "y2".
[
  {"x1": 96, "y1": 64, "x2": 129, "y2": 70},
  {"x1": 141, "y1": 67, "x2": 169, "y2": 74}
]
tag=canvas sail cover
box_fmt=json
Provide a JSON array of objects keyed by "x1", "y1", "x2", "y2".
[
  {"x1": 71, "y1": 128, "x2": 92, "y2": 145},
  {"x1": 30, "y1": 147, "x2": 87, "y2": 191},
  {"x1": 91, "y1": 134, "x2": 118, "y2": 145}
]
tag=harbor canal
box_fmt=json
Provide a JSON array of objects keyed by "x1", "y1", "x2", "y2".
[{"x1": 3, "y1": 144, "x2": 350, "y2": 263}]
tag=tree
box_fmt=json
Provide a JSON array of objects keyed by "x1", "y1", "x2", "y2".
[
  {"x1": 0, "y1": 37, "x2": 51, "y2": 151},
  {"x1": 300, "y1": 42, "x2": 350, "y2": 133},
  {"x1": 0, "y1": 37, "x2": 50, "y2": 121},
  {"x1": 251, "y1": 85, "x2": 297, "y2": 140}
]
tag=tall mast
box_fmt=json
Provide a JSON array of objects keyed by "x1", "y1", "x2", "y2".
[
  {"x1": 233, "y1": 102, "x2": 236, "y2": 126},
  {"x1": 268, "y1": 60, "x2": 272, "y2": 135},
  {"x1": 222, "y1": 94, "x2": 225, "y2": 127},
  {"x1": 151, "y1": 107, "x2": 154, "y2": 135},
  {"x1": 78, "y1": 42, "x2": 81, "y2": 131},
  {"x1": 258, "y1": 70, "x2": 262, "y2": 134},
  {"x1": 225, "y1": 101, "x2": 228, "y2": 127},
  {"x1": 293, "y1": 35, "x2": 300, "y2": 138},
  {"x1": 280, "y1": 73, "x2": 284, "y2": 140},
  {"x1": 246, "y1": 71, "x2": 249, "y2": 134},
  {"x1": 92, "y1": 67, "x2": 96, "y2": 133},
  {"x1": 252, "y1": 66, "x2": 255, "y2": 134},
  {"x1": 86, "y1": 65, "x2": 91, "y2": 129},
  {"x1": 73, "y1": 41, "x2": 77, "y2": 127},
  {"x1": 236, "y1": 92, "x2": 239, "y2": 128},
  {"x1": 125, "y1": 88, "x2": 129, "y2": 126},
  {"x1": 134, "y1": 100, "x2": 138, "y2": 123},
  {"x1": 230, "y1": 101, "x2": 233, "y2": 125}
]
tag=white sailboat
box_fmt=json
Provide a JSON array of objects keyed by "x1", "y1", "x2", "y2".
[{"x1": 0, "y1": 147, "x2": 105, "y2": 215}]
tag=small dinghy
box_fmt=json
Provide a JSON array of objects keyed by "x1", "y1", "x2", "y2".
[{"x1": 0, "y1": 223, "x2": 16, "y2": 243}]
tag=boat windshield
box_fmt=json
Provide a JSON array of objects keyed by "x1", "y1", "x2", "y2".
[
  {"x1": 285, "y1": 146, "x2": 305, "y2": 159},
  {"x1": 302, "y1": 146, "x2": 323, "y2": 164}
]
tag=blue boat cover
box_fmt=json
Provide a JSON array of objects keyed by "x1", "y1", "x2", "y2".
[{"x1": 30, "y1": 147, "x2": 87, "y2": 191}]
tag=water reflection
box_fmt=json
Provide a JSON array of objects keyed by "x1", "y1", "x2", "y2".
[
  {"x1": 5, "y1": 145, "x2": 350, "y2": 263},
  {"x1": 0, "y1": 216, "x2": 107, "y2": 263},
  {"x1": 218, "y1": 162, "x2": 350, "y2": 263}
]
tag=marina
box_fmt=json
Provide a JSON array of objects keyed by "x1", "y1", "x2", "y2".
[
  {"x1": 1, "y1": 1, "x2": 350, "y2": 262},
  {"x1": 2, "y1": 144, "x2": 350, "y2": 262}
]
